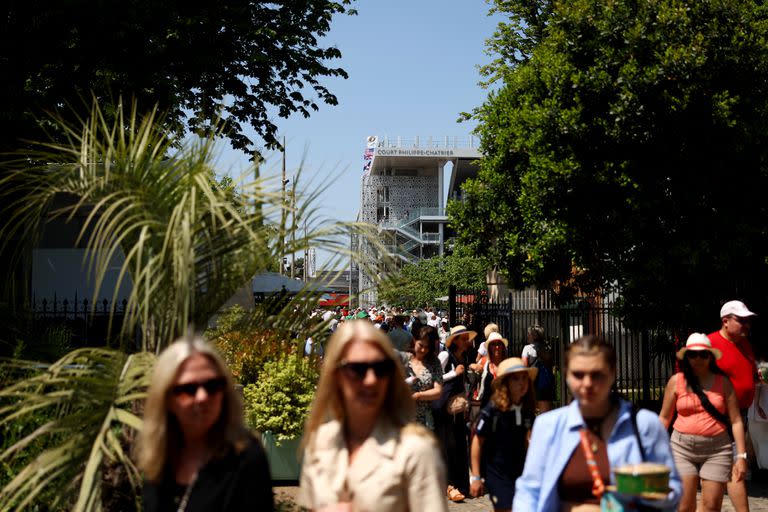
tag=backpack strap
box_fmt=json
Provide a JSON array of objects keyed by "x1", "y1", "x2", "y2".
[{"x1": 630, "y1": 406, "x2": 647, "y2": 462}]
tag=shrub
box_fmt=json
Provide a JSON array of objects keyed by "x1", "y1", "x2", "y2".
[
  {"x1": 207, "y1": 306, "x2": 301, "y2": 385},
  {"x1": 243, "y1": 356, "x2": 319, "y2": 442}
]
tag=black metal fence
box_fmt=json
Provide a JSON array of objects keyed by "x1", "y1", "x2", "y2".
[
  {"x1": 449, "y1": 286, "x2": 677, "y2": 411},
  {"x1": 31, "y1": 294, "x2": 128, "y2": 348}
]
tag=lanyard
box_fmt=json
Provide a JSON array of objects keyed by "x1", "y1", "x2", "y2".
[{"x1": 578, "y1": 428, "x2": 605, "y2": 499}]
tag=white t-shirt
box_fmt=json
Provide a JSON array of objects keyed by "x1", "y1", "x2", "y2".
[{"x1": 521, "y1": 343, "x2": 538, "y2": 362}]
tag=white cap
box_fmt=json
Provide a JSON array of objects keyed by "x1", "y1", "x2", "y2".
[{"x1": 720, "y1": 300, "x2": 757, "y2": 318}]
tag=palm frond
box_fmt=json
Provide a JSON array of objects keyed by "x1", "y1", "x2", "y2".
[
  {"x1": 0, "y1": 98, "x2": 391, "y2": 510},
  {"x1": 1, "y1": 98, "x2": 387, "y2": 350},
  {"x1": 0, "y1": 349, "x2": 153, "y2": 511}
]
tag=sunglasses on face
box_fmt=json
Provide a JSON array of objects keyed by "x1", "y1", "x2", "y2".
[
  {"x1": 685, "y1": 351, "x2": 711, "y2": 360},
  {"x1": 338, "y1": 359, "x2": 395, "y2": 380},
  {"x1": 171, "y1": 377, "x2": 227, "y2": 396}
]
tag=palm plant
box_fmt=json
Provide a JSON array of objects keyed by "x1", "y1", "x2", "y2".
[{"x1": 0, "y1": 99, "x2": 383, "y2": 510}]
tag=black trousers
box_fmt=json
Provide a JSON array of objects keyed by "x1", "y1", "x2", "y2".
[{"x1": 433, "y1": 408, "x2": 470, "y2": 495}]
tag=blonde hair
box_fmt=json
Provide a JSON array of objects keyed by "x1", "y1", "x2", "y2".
[
  {"x1": 302, "y1": 320, "x2": 415, "y2": 452},
  {"x1": 491, "y1": 373, "x2": 536, "y2": 413},
  {"x1": 484, "y1": 323, "x2": 500, "y2": 340},
  {"x1": 136, "y1": 336, "x2": 248, "y2": 482}
]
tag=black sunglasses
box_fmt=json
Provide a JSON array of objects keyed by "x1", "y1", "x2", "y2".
[
  {"x1": 172, "y1": 377, "x2": 227, "y2": 396},
  {"x1": 338, "y1": 359, "x2": 395, "y2": 380},
  {"x1": 685, "y1": 351, "x2": 711, "y2": 360}
]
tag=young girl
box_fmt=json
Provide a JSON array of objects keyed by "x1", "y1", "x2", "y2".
[{"x1": 469, "y1": 357, "x2": 537, "y2": 512}]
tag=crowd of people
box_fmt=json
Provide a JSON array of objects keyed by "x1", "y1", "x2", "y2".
[{"x1": 136, "y1": 299, "x2": 763, "y2": 511}]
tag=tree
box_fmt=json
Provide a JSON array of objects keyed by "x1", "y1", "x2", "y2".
[
  {"x1": 378, "y1": 253, "x2": 488, "y2": 309},
  {"x1": 0, "y1": 0, "x2": 355, "y2": 155},
  {"x1": 451, "y1": 0, "x2": 768, "y2": 329},
  {"x1": 286, "y1": 257, "x2": 306, "y2": 279},
  {"x1": 0, "y1": 101, "x2": 381, "y2": 510}
]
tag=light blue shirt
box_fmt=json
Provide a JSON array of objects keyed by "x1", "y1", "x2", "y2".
[{"x1": 513, "y1": 399, "x2": 681, "y2": 511}]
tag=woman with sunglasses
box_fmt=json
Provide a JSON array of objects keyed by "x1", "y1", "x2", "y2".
[
  {"x1": 299, "y1": 320, "x2": 448, "y2": 512},
  {"x1": 138, "y1": 336, "x2": 273, "y2": 511},
  {"x1": 659, "y1": 333, "x2": 747, "y2": 512},
  {"x1": 400, "y1": 325, "x2": 444, "y2": 431},
  {"x1": 514, "y1": 335, "x2": 681, "y2": 511}
]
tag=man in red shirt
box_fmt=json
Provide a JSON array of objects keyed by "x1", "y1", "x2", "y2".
[{"x1": 709, "y1": 300, "x2": 758, "y2": 512}]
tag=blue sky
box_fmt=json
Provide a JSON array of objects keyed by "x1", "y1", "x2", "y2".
[{"x1": 218, "y1": 0, "x2": 502, "y2": 212}]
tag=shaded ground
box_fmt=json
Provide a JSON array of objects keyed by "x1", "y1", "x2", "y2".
[{"x1": 276, "y1": 477, "x2": 768, "y2": 511}]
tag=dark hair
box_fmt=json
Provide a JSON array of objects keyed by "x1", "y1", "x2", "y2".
[
  {"x1": 679, "y1": 354, "x2": 730, "y2": 426},
  {"x1": 565, "y1": 335, "x2": 617, "y2": 372},
  {"x1": 410, "y1": 325, "x2": 439, "y2": 362},
  {"x1": 410, "y1": 319, "x2": 425, "y2": 338},
  {"x1": 527, "y1": 325, "x2": 545, "y2": 344}
]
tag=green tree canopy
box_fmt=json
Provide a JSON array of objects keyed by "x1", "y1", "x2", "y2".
[
  {"x1": 378, "y1": 253, "x2": 487, "y2": 309},
  {"x1": 0, "y1": 0, "x2": 355, "y2": 154},
  {"x1": 451, "y1": 0, "x2": 768, "y2": 329}
]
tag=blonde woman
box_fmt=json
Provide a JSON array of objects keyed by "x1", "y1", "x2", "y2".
[
  {"x1": 473, "y1": 322, "x2": 501, "y2": 368},
  {"x1": 470, "y1": 357, "x2": 537, "y2": 512},
  {"x1": 299, "y1": 320, "x2": 448, "y2": 512},
  {"x1": 137, "y1": 336, "x2": 273, "y2": 511}
]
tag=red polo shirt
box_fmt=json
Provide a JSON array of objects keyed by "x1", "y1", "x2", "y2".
[{"x1": 708, "y1": 330, "x2": 757, "y2": 409}]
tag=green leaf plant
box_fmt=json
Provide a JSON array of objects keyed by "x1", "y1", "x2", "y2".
[
  {"x1": 0, "y1": 350, "x2": 154, "y2": 511},
  {"x1": 0, "y1": 98, "x2": 385, "y2": 510}
]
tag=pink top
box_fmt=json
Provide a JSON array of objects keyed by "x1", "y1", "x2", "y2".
[{"x1": 673, "y1": 372, "x2": 727, "y2": 437}]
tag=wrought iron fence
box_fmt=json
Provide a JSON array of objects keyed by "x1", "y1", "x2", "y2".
[
  {"x1": 449, "y1": 286, "x2": 677, "y2": 411},
  {"x1": 31, "y1": 294, "x2": 129, "y2": 348}
]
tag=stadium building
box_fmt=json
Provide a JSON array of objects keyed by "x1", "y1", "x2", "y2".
[{"x1": 353, "y1": 136, "x2": 481, "y2": 306}]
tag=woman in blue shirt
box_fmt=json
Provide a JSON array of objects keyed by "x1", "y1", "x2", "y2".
[{"x1": 513, "y1": 335, "x2": 681, "y2": 511}]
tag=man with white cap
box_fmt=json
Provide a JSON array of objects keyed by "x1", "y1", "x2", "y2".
[{"x1": 708, "y1": 300, "x2": 758, "y2": 512}]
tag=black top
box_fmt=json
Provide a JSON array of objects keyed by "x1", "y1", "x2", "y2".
[
  {"x1": 433, "y1": 350, "x2": 468, "y2": 411},
  {"x1": 475, "y1": 403, "x2": 534, "y2": 480},
  {"x1": 143, "y1": 435, "x2": 274, "y2": 511},
  {"x1": 479, "y1": 368, "x2": 495, "y2": 409}
]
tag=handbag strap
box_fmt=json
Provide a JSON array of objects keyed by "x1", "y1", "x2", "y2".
[{"x1": 578, "y1": 428, "x2": 606, "y2": 499}]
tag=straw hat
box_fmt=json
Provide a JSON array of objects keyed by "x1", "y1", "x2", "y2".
[
  {"x1": 484, "y1": 322, "x2": 500, "y2": 339},
  {"x1": 486, "y1": 331, "x2": 508, "y2": 348},
  {"x1": 445, "y1": 325, "x2": 477, "y2": 348},
  {"x1": 676, "y1": 333, "x2": 722, "y2": 360},
  {"x1": 493, "y1": 357, "x2": 537, "y2": 387}
]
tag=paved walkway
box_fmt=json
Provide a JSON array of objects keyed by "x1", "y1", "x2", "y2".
[
  {"x1": 276, "y1": 478, "x2": 768, "y2": 510},
  {"x1": 446, "y1": 479, "x2": 768, "y2": 511}
]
